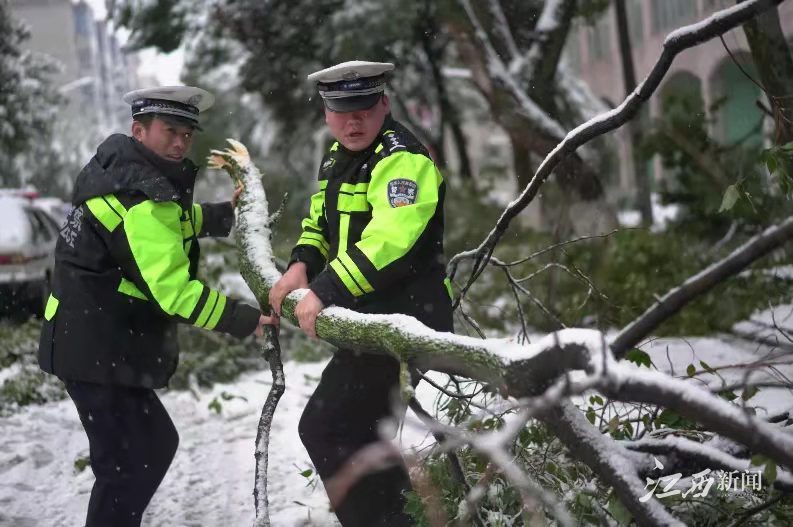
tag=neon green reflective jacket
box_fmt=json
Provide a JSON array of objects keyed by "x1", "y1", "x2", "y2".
[
  {"x1": 39, "y1": 134, "x2": 260, "y2": 388},
  {"x1": 289, "y1": 116, "x2": 453, "y2": 332}
]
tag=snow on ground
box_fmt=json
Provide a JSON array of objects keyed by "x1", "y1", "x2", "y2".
[
  {"x1": 0, "y1": 361, "x2": 337, "y2": 527},
  {"x1": 638, "y1": 334, "x2": 793, "y2": 417},
  {"x1": 2, "y1": 309, "x2": 793, "y2": 526},
  {"x1": 733, "y1": 302, "x2": 793, "y2": 337},
  {"x1": 0, "y1": 359, "x2": 438, "y2": 527},
  {"x1": 617, "y1": 193, "x2": 681, "y2": 232}
]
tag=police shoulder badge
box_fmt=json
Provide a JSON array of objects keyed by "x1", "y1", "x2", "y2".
[
  {"x1": 321, "y1": 157, "x2": 336, "y2": 171},
  {"x1": 387, "y1": 178, "x2": 418, "y2": 208}
]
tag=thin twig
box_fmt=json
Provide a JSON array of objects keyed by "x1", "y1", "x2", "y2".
[
  {"x1": 252, "y1": 318, "x2": 285, "y2": 527},
  {"x1": 725, "y1": 493, "x2": 785, "y2": 527}
]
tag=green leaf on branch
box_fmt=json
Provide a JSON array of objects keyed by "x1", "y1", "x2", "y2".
[
  {"x1": 719, "y1": 185, "x2": 740, "y2": 212},
  {"x1": 699, "y1": 360, "x2": 715, "y2": 374},
  {"x1": 764, "y1": 461, "x2": 778, "y2": 486},
  {"x1": 220, "y1": 391, "x2": 248, "y2": 402},
  {"x1": 626, "y1": 348, "x2": 652, "y2": 368},
  {"x1": 741, "y1": 386, "x2": 759, "y2": 401},
  {"x1": 607, "y1": 493, "x2": 633, "y2": 526},
  {"x1": 623, "y1": 421, "x2": 634, "y2": 437},
  {"x1": 586, "y1": 407, "x2": 597, "y2": 425},
  {"x1": 74, "y1": 455, "x2": 91, "y2": 473},
  {"x1": 751, "y1": 454, "x2": 768, "y2": 467},
  {"x1": 718, "y1": 390, "x2": 737, "y2": 402},
  {"x1": 655, "y1": 409, "x2": 698, "y2": 430},
  {"x1": 761, "y1": 144, "x2": 793, "y2": 196}
]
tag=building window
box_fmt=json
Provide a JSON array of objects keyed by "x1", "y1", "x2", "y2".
[
  {"x1": 564, "y1": 22, "x2": 582, "y2": 72},
  {"x1": 73, "y1": 6, "x2": 93, "y2": 37},
  {"x1": 627, "y1": 0, "x2": 644, "y2": 45},
  {"x1": 651, "y1": 0, "x2": 697, "y2": 34},
  {"x1": 587, "y1": 14, "x2": 612, "y2": 61},
  {"x1": 712, "y1": 57, "x2": 764, "y2": 147}
]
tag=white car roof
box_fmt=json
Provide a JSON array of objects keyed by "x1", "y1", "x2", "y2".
[{"x1": 0, "y1": 197, "x2": 35, "y2": 248}]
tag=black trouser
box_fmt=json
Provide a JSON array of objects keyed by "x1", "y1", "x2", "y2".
[
  {"x1": 299, "y1": 350, "x2": 414, "y2": 527},
  {"x1": 64, "y1": 380, "x2": 179, "y2": 527}
]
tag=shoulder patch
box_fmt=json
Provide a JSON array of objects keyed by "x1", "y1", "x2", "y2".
[
  {"x1": 321, "y1": 157, "x2": 336, "y2": 171},
  {"x1": 383, "y1": 131, "x2": 406, "y2": 153},
  {"x1": 387, "y1": 179, "x2": 418, "y2": 208}
]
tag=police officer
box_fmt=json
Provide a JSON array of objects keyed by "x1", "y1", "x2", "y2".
[
  {"x1": 269, "y1": 61, "x2": 453, "y2": 527},
  {"x1": 38, "y1": 86, "x2": 274, "y2": 527}
]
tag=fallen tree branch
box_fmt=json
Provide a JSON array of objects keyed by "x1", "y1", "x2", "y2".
[
  {"x1": 624, "y1": 436, "x2": 793, "y2": 493},
  {"x1": 209, "y1": 145, "x2": 284, "y2": 527},
  {"x1": 252, "y1": 324, "x2": 285, "y2": 527},
  {"x1": 407, "y1": 397, "x2": 486, "y2": 527},
  {"x1": 538, "y1": 402, "x2": 685, "y2": 526},
  {"x1": 208, "y1": 138, "x2": 793, "y2": 527},
  {"x1": 611, "y1": 216, "x2": 793, "y2": 358}
]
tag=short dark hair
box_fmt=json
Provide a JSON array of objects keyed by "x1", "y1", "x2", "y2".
[{"x1": 133, "y1": 114, "x2": 156, "y2": 129}]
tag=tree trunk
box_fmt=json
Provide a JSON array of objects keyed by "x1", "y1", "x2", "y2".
[
  {"x1": 421, "y1": 0, "x2": 473, "y2": 180},
  {"x1": 615, "y1": 0, "x2": 654, "y2": 225},
  {"x1": 446, "y1": 1, "x2": 619, "y2": 234},
  {"x1": 741, "y1": 2, "x2": 793, "y2": 145}
]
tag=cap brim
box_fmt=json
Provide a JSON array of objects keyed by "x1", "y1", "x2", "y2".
[
  {"x1": 155, "y1": 113, "x2": 203, "y2": 131},
  {"x1": 323, "y1": 93, "x2": 382, "y2": 113}
]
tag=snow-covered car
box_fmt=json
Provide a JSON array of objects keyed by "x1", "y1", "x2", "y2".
[
  {"x1": 32, "y1": 196, "x2": 70, "y2": 227},
  {"x1": 0, "y1": 196, "x2": 60, "y2": 317}
]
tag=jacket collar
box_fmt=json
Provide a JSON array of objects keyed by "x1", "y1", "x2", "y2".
[{"x1": 72, "y1": 134, "x2": 199, "y2": 205}]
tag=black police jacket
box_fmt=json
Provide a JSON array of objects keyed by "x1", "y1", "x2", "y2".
[{"x1": 38, "y1": 134, "x2": 260, "y2": 388}]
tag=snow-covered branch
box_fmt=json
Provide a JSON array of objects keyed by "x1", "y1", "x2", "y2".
[
  {"x1": 517, "y1": 0, "x2": 575, "y2": 87},
  {"x1": 457, "y1": 0, "x2": 786, "y2": 294},
  {"x1": 457, "y1": 0, "x2": 569, "y2": 141},
  {"x1": 486, "y1": 0, "x2": 520, "y2": 64},
  {"x1": 601, "y1": 364, "x2": 793, "y2": 471},
  {"x1": 611, "y1": 216, "x2": 793, "y2": 358},
  {"x1": 210, "y1": 134, "x2": 791, "y2": 526},
  {"x1": 624, "y1": 436, "x2": 793, "y2": 493},
  {"x1": 540, "y1": 402, "x2": 685, "y2": 526}
]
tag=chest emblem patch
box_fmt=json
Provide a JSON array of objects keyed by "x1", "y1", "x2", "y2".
[{"x1": 387, "y1": 179, "x2": 418, "y2": 208}]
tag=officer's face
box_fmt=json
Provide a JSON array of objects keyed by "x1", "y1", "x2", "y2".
[
  {"x1": 132, "y1": 117, "x2": 195, "y2": 162},
  {"x1": 324, "y1": 95, "x2": 390, "y2": 152}
]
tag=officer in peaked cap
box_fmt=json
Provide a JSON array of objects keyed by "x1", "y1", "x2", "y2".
[
  {"x1": 38, "y1": 85, "x2": 274, "y2": 527},
  {"x1": 270, "y1": 61, "x2": 454, "y2": 526},
  {"x1": 307, "y1": 60, "x2": 395, "y2": 112},
  {"x1": 122, "y1": 85, "x2": 214, "y2": 130}
]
